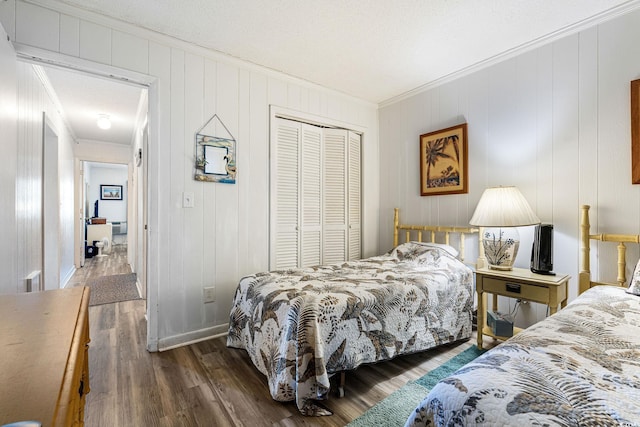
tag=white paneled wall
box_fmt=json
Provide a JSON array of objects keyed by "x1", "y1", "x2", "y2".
[
  {"x1": 0, "y1": 24, "x2": 17, "y2": 295},
  {"x1": 379, "y1": 8, "x2": 640, "y2": 327},
  {"x1": 14, "y1": 61, "x2": 77, "y2": 292},
  {"x1": 87, "y1": 165, "x2": 127, "y2": 222},
  {"x1": 1, "y1": 0, "x2": 379, "y2": 349}
]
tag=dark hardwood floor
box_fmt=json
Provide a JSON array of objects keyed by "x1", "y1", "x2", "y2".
[
  {"x1": 69, "y1": 246, "x2": 476, "y2": 426},
  {"x1": 66, "y1": 244, "x2": 133, "y2": 288}
]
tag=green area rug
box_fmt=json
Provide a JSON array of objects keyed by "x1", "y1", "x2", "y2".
[{"x1": 347, "y1": 345, "x2": 485, "y2": 427}]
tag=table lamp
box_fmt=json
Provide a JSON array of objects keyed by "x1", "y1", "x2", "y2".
[{"x1": 469, "y1": 186, "x2": 540, "y2": 270}]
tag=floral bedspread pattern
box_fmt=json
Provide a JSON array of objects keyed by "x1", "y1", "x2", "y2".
[
  {"x1": 226, "y1": 242, "x2": 473, "y2": 416},
  {"x1": 406, "y1": 285, "x2": 640, "y2": 427}
]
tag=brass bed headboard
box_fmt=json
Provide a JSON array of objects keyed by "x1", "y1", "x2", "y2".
[
  {"x1": 393, "y1": 208, "x2": 485, "y2": 267},
  {"x1": 579, "y1": 204, "x2": 640, "y2": 294}
]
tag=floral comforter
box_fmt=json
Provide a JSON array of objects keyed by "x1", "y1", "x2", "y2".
[
  {"x1": 226, "y1": 242, "x2": 473, "y2": 416},
  {"x1": 406, "y1": 285, "x2": 640, "y2": 427}
]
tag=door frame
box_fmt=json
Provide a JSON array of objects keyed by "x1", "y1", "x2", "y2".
[
  {"x1": 42, "y1": 113, "x2": 60, "y2": 291},
  {"x1": 15, "y1": 46, "x2": 159, "y2": 351}
]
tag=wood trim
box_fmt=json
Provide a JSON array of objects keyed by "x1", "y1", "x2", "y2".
[
  {"x1": 632, "y1": 79, "x2": 640, "y2": 183},
  {"x1": 392, "y1": 207, "x2": 481, "y2": 265},
  {"x1": 579, "y1": 204, "x2": 640, "y2": 292}
]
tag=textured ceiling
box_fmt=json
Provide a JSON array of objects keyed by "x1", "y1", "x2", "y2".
[{"x1": 55, "y1": 0, "x2": 637, "y2": 104}]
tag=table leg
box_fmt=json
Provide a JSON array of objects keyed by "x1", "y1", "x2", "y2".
[
  {"x1": 560, "y1": 282, "x2": 568, "y2": 309},
  {"x1": 477, "y1": 290, "x2": 484, "y2": 349}
]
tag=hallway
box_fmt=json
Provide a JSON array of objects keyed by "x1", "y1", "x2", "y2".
[
  {"x1": 66, "y1": 243, "x2": 150, "y2": 425},
  {"x1": 67, "y1": 244, "x2": 131, "y2": 288}
]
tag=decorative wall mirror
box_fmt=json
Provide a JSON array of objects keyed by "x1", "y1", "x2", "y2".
[{"x1": 194, "y1": 114, "x2": 237, "y2": 183}]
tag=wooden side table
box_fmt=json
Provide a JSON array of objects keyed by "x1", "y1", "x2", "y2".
[
  {"x1": 0, "y1": 287, "x2": 91, "y2": 426},
  {"x1": 476, "y1": 267, "x2": 569, "y2": 349}
]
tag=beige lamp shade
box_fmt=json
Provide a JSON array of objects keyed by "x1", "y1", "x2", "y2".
[
  {"x1": 470, "y1": 186, "x2": 540, "y2": 270},
  {"x1": 469, "y1": 186, "x2": 540, "y2": 227}
]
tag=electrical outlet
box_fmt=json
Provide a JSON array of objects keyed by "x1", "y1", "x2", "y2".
[
  {"x1": 183, "y1": 192, "x2": 194, "y2": 208},
  {"x1": 203, "y1": 286, "x2": 215, "y2": 303}
]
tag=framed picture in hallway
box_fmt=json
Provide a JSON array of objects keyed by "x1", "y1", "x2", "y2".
[
  {"x1": 420, "y1": 123, "x2": 468, "y2": 196},
  {"x1": 100, "y1": 184, "x2": 122, "y2": 200}
]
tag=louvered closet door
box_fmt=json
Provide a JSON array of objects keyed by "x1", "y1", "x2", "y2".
[
  {"x1": 323, "y1": 129, "x2": 348, "y2": 264},
  {"x1": 348, "y1": 131, "x2": 362, "y2": 260},
  {"x1": 300, "y1": 124, "x2": 322, "y2": 267},
  {"x1": 270, "y1": 119, "x2": 300, "y2": 269}
]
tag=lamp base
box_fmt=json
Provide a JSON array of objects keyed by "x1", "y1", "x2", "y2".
[
  {"x1": 482, "y1": 227, "x2": 520, "y2": 271},
  {"x1": 488, "y1": 263, "x2": 515, "y2": 271}
]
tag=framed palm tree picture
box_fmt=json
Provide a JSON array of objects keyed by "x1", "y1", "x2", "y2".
[{"x1": 419, "y1": 123, "x2": 468, "y2": 196}]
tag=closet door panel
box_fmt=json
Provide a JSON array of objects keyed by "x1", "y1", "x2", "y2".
[
  {"x1": 276, "y1": 231, "x2": 299, "y2": 268},
  {"x1": 301, "y1": 230, "x2": 321, "y2": 267},
  {"x1": 349, "y1": 227, "x2": 361, "y2": 260},
  {"x1": 323, "y1": 130, "x2": 347, "y2": 225},
  {"x1": 301, "y1": 124, "x2": 322, "y2": 267},
  {"x1": 323, "y1": 229, "x2": 346, "y2": 264},
  {"x1": 271, "y1": 119, "x2": 300, "y2": 269},
  {"x1": 348, "y1": 131, "x2": 362, "y2": 260},
  {"x1": 322, "y1": 129, "x2": 347, "y2": 263}
]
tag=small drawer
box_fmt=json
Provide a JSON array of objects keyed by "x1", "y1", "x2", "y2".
[{"x1": 482, "y1": 277, "x2": 549, "y2": 303}]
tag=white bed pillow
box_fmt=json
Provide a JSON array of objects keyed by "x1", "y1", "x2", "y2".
[
  {"x1": 628, "y1": 258, "x2": 640, "y2": 296},
  {"x1": 419, "y1": 242, "x2": 459, "y2": 258},
  {"x1": 391, "y1": 241, "x2": 459, "y2": 259}
]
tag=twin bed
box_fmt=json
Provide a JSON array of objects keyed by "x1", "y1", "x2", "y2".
[
  {"x1": 226, "y1": 208, "x2": 481, "y2": 415},
  {"x1": 405, "y1": 205, "x2": 640, "y2": 426},
  {"x1": 227, "y1": 204, "x2": 640, "y2": 423}
]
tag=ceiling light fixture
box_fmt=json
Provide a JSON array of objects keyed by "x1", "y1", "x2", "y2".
[{"x1": 97, "y1": 114, "x2": 111, "y2": 130}]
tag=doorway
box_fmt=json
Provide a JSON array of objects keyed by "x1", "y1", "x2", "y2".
[
  {"x1": 18, "y1": 49, "x2": 156, "y2": 349},
  {"x1": 83, "y1": 161, "x2": 129, "y2": 264},
  {"x1": 34, "y1": 64, "x2": 147, "y2": 275},
  {"x1": 43, "y1": 117, "x2": 59, "y2": 291},
  {"x1": 32, "y1": 61, "x2": 150, "y2": 326}
]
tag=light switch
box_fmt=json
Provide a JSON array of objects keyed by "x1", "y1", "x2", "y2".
[{"x1": 183, "y1": 192, "x2": 194, "y2": 208}]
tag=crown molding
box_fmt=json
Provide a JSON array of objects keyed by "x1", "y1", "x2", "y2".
[
  {"x1": 21, "y1": 0, "x2": 377, "y2": 109},
  {"x1": 32, "y1": 62, "x2": 78, "y2": 142}
]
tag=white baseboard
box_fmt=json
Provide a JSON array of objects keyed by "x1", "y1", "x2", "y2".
[
  {"x1": 158, "y1": 323, "x2": 229, "y2": 351},
  {"x1": 61, "y1": 267, "x2": 76, "y2": 288},
  {"x1": 135, "y1": 278, "x2": 143, "y2": 298}
]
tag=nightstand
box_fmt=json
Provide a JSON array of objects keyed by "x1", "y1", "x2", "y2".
[{"x1": 476, "y1": 267, "x2": 569, "y2": 349}]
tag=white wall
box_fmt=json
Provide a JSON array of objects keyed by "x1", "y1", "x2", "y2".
[
  {"x1": 75, "y1": 140, "x2": 138, "y2": 268},
  {"x1": 12, "y1": 62, "x2": 77, "y2": 291},
  {"x1": 379, "y1": 8, "x2": 640, "y2": 327},
  {"x1": 87, "y1": 164, "x2": 127, "y2": 222},
  {"x1": 0, "y1": 22, "x2": 17, "y2": 295},
  {"x1": 75, "y1": 140, "x2": 132, "y2": 164},
  {"x1": 130, "y1": 123, "x2": 145, "y2": 291},
  {"x1": 1, "y1": 0, "x2": 379, "y2": 350}
]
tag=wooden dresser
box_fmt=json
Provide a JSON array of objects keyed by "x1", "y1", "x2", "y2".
[{"x1": 0, "y1": 287, "x2": 90, "y2": 426}]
